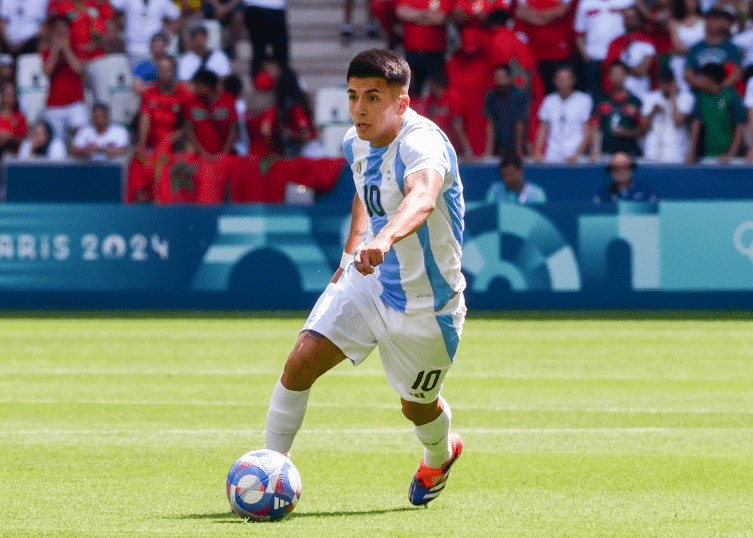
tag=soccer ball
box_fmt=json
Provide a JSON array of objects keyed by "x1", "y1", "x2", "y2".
[{"x1": 226, "y1": 449, "x2": 302, "y2": 522}]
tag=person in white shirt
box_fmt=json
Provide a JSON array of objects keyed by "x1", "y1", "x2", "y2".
[
  {"x1": 534, "y1": 65, "x2": 593, "y2": 163},
  {"x1": 574, "y1": 0, "x2": 634, "y2": 94},
  {"x1": 18, "y1": 120, "x2": 68, "y2": 161},
  {"x1": 641, "y1": 66, "x2": 693, "y2": 163},
  {"x1": 111, "y1": 0, "x2": 183, "y2": 67},
  {"x1": 0, "y1": 0, "x2": 47, "y2": 56},
  {"x1": 70, "y1": 103, "x2": 130, "y2": 161},
  {"x1": 177, "y1": 22, "x2": 232, "y2": 81}
]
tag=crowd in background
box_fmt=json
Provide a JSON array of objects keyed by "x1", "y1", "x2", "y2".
[{"x1": 2, "y1": 0, "x2": 753, "y2": 201}]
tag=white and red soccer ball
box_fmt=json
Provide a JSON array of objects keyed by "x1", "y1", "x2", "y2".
[{"x1": 226, "y1": 449, "x2": 302, "y2": 522}]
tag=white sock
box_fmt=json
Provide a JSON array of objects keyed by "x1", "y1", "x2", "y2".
[
  {"x1": 413, "y1": 402, "x2": 452, "y2": 468},
  {"x1": 265, "y1": 379, "x2": 310, "y2": 455}
]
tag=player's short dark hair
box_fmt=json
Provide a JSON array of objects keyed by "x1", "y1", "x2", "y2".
[
  {"x1": 224, "y1": 73, "x2": 243, "y2": 97},
  {"x1": 92, "y1": 102, "x2": 109, "y2": 114},
  {"x1": 347, "y1": 49, "x2": 410, "y2": 88},
  {"x1": 699, "y1": 62, "x2": 725, "y2": 83},
  {"x1": 499, "y1": 152, "x2": 522, "y2": 170},
  {"x1": 554, "y1": 63, "x2": 577, "y2": 78},
  {"x1": 192, "y1": 68, "x2": 219, "y2": 88}
]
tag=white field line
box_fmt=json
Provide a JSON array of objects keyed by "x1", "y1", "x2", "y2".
[
  {"x1": 0, "y1": 369, "x2": 748, "y2": 382},
  {"x1": 1, "y1": 398, "x2": 753, "y2": 415},
  {"x1": 1, "y1": 427, "x2": 753, "y2": 436}
]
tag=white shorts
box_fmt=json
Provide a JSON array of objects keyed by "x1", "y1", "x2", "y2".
[{"x1": 302, "y1": 264, "x2": 466, "y2": 403}]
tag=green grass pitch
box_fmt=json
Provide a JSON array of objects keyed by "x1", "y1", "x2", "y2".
[{"x1": 1, "y1": 312, "x2": 752, "y2": 537}]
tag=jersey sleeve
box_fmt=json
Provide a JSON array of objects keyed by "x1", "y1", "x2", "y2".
[
  {"x1": 400, "y1": 127, "x2": 451, "y2": 180},
  {"x1": 537, "y1": 95, "x2": 553, "y2": 123}
]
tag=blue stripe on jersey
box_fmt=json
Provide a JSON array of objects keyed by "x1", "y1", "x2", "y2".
[
  {"x1": 394, "y1": 149, "x2": 406, "y2": 196},
  {"x1": 365, "y1": 145, "x2": 407, "y2": 312},
  {"x1": 435, "y1": 312, "x2": 460, "y2": 362},
  {"x1": 343, "y1": 136, "x2": 355, "y2": 165},
  {"x1": 440, "y1": 137, "x2": 464, "y2": 246},
  {"x1": 416, "y1": 223, "x2": 456, "y2": 311}
]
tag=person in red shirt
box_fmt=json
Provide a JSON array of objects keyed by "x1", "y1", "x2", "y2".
[
  {"x1": 47, "y1": 0, "x2": 115, "y2": 104},
  {"x1": 395, "y1": 0, "x2": 453, "y2": 96},
  {"x1": 0, "y1": 81, "x2": 27, "y2": 158},
  {"x1": 453, "y1": 0, "x2": 512, "y2": 29},
  {"x1": 371, "y1": 0, "x2": 398, "y2": 48},
  {"x1": 513, "y1": 0, "x2": 576, "y2": 94},
  {"x1": 42, "y1": 16, "x2": 89, "y2": 142},
  {"x1": 445, "y1": 25, "x2": 490, "y2": 157},
  {"x1": 185, "y1": 68, "x2": 238, "y2": 159},
  {"x1": 411, "y1": 70, "x2": 462, "y2": 150},
  {"x1": 137, "y1": 54, "x2": 191, "y2": 151}
]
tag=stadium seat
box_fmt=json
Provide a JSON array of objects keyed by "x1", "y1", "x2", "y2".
[
  {"x1": 16, "y1": 53, "x2": 49, "y2": 124},
  {"x1": 100, "y1": 54, "x2": 139, "y2": 125},
  {"x1": 320, "y1": 124, "x2": 350, "y2": 157},
  {"x1": 314, "y1": 87, "x2": 351, "y2": 127}
]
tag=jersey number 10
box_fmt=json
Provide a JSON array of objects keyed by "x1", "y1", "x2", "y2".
[{"x1": 363, "y1": 185, "x2": 386, "y2": 217}]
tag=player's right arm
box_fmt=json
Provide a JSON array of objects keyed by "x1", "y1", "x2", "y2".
[{"x1": 331, "y1": 193, "x2": 368, "y2": 283}]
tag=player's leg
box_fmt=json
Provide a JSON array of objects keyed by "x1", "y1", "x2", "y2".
[
  {"x1": 265, "y1": 330, "x2": 347, "y2": 454},
  {"x1": 401, "y1": 396, "x2": 452, "y2": 467}
]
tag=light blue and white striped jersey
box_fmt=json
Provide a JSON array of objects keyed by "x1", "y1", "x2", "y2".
[{"x1": 343, "y1": 108, "x2": 465, "y2": 314}]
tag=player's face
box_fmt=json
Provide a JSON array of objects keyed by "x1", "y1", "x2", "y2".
[{"x1": 348, "y1": 77, "x2": 409, "y2": 147}]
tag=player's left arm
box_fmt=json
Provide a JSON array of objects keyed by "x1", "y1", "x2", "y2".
[{"x1": 355, "y1": 168, "x2": 443, "y2": 275}]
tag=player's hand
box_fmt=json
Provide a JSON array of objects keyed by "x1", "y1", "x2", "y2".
[{"x1": 354, "y1": 239, "x2": 390, "y2": 275}]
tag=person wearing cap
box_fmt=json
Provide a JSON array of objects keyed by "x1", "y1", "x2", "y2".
[
  {"x1": 684, "y1": 5, "x2": 742, "y2": 92},
  {"x1": 641, "y1": 64, "x2": 694, "y2": 163},
  {"x1": 686, "y1": 62, "x2": 745, "y2": 164},
  {"x1": 593, "y1": 152, "x2": 656, "y2": 204},
  {"x1": 177, "y1": 22, "x2": 231, "y2": 82}
]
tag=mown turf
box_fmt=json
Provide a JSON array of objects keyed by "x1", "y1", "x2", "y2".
[{"x1": 0, "y1": 314, "x2": 751, "y2": 537}]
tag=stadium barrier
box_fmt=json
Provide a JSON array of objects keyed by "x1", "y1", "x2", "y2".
[{"x1": 0, "y1": 200, "x2": 752, "y2": 310}]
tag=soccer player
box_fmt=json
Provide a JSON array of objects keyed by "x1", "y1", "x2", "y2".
[{"x1": 264, "y1": 48, "x2": 466, "y2": 507}]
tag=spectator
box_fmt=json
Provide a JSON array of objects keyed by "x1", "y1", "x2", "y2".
[
  {"x1": 70, "y1": 103, "x2": 130, "y2": 160},
  {"x1": 243, "y1": 0, "x2": 289, "y2": 74},
  {"x1": 574, "y1": 0, "x2": 633, "y2": 95},
  {"x1": 371, "y1": 0, "x2": 399, "y2": 49},
  {"x1": 594, "y1": 151, "x2": 656, "y2": 204},
  {"x1": 453, "y1": 0, "x2": 510, "y2": 29},
  {"x1": 224, "y1": 73, "x2": 250, "y2": 156},
  {"x1": 18, "y1": 120, "x2": 67, "y2": 160},
  {"x1": 0, "y1": 82, "x2": 27, "y2": 158},
  {"x1": 133, "y1": 33, "x2": 170, "y2": 88},
  {"x1": 667, "y1": 0, "x2": 704, "y2": 95},
  {"x1": 259, "y1": 67, "x2": 318, "y2": 157},
  {"x1": 534, "y1": 64, "x2": 592, "y2": 163},
  {"x1": 483, "y1": 64, "x2": 529, "y2": 158},
  {"x1": 603, "y1": 6, "x2": 657, "y2": 101},
  {"x1": 177, "y1": 22, "x2": 231, "y2": 82},
  {"x1": 643, "y1": 0, "x2": 674, "y2": 63},
  {"x1": 686, "y1": 62, "x2": 745, "y2": 164},
  {"x1": 412, "y1": 70, "x2": 461, "y2": 152},
  {"x1": 732, "y1": 5, "x2": 753, "y2": 78},
  {"x1": 0, "y1": 54, "x2": 15, "y2": 85},
  {"x1": 642, "y1": 65, "x2": 694, "y2": 163},
  {"x1": 202, "y1": 0, "x2": 245, "y2": 58},
  {"x1": 685, "y1": 5, "x2": 742, "y2": 93},
  {"x1": 42, "y1": 16, "x2": 89, "y2": 143},
  {"x1": 589, "y1": 61, "x2": 644, "y2": 162},
  {"x1": 486, "y1": 152, "x2": 547, "y2": 204},
  {"x1": 137, "y1": 54, "x2": 191, "y2": 151},
  {"x1": 48, "y1": 0, "x2": 116, "y2": 104},
  {"x1": 111, "y1": 0, "x2": 183, "y2": 67},
  {"x1": 395, "y1": 0, "x2": 452, "y2": 96},
  {"x1": 445, "y1": 27, "x2": 488, "y2": 158},
  {"x1": 0, "y1": 0, "x2": 47, "y2": 57},
  {"x1": 513, "y1": 0, "x2": 576, "y2": 95},
  {"x1": 341, "y1": 0, "x2": 380, "y2": 41},
  {"x1": 185, "y1": 68, "x2": 238, "y2": 159}
]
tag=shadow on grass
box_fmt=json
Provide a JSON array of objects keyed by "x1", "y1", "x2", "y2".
[{"x1": 177, "y1": 506, "x2": 422, "y2": 523}]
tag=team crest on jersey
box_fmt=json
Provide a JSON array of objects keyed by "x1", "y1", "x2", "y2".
[
  {"x1": 191, "y1": 108, "x2": 209, "y2": 121},
  {"x1": 213, "y1": 108, "x2": 229, "y2": 120}
]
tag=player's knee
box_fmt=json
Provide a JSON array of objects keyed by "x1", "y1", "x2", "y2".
[
  {"x1": 401, "y1": 398, "x2": 442, "y2": 425},
  {"x1": 280, "y1": 330, "x2": 343, "y2": 391}
]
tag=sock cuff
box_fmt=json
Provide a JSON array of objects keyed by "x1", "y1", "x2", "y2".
[{"x1": 271, "y1": 378, "x2": 311, "y2": 410}]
